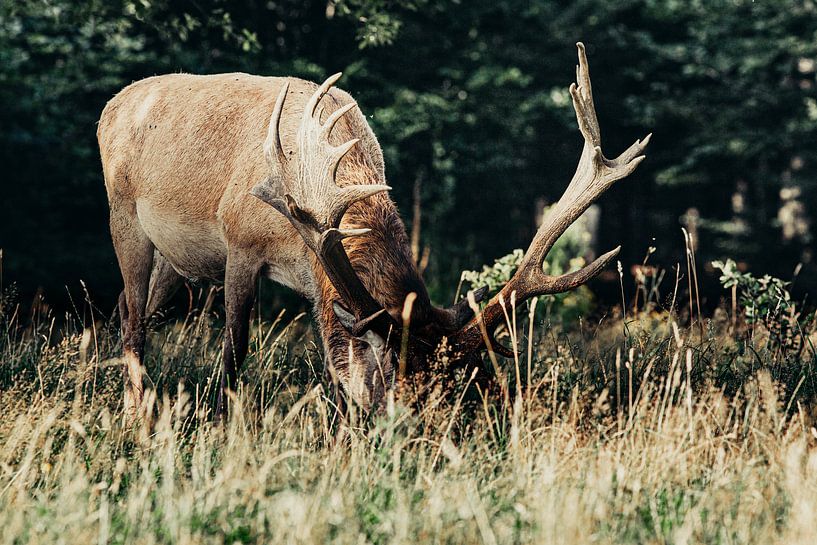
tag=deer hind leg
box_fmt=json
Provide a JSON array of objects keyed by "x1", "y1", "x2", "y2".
[
  {"x1": 146, "y1": 251, "x2": 184, "y2": 318},
  {"x1": 117, "y1": 290, "x2": 129, "y2": 336},
  {"x1": 110, "y1": 204, "x2": 154, "y2": 422},
  {"x1": 215, "y1": 251, "x2": 259, "y2": 419}
]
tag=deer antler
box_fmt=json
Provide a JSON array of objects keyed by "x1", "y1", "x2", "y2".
[
  {"x1": 450, "y1": 42, "x2": 651, "y2": 355},
  {"x1": 251, "y1": 75, "x2": 397, "y2": 340}
]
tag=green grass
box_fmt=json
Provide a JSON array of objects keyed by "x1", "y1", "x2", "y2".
[{"x1": 1, "y1": 291, "x2": 816, "y2": 544}]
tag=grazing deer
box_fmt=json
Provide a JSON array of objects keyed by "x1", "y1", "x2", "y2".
[{"x1": 98, "y1": 43, "x2": 649, "y2": 418}]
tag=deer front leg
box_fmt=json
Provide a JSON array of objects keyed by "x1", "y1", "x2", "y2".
[{"x1": 216, "y1": 251, "x2": 259, "y2": 419}]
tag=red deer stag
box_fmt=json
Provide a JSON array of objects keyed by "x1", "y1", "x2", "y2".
[{"x1": 98, "y1": 43, "x2": 649, "y2": 418}]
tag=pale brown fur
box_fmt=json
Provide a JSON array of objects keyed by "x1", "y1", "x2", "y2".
[{"x1": 98, "y1": 73, "x2": 430, "y2": 414}]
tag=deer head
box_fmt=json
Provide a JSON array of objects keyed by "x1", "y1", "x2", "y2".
[
  {"x1": 250, "y1": 73, "x2": 486, "y2": 406},
  {"x1": 252, "y1": 43, "x2": 650, "y2": 407}
]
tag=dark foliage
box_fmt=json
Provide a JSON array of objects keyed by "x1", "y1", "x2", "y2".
[{"x1": 1, "y1": 0, "x2": 815, "y2": 314}]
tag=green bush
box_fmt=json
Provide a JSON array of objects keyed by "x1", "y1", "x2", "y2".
[
  {"x1": 712, "y1": 258, "x2": 793, "y2": 324},
  {"x1": 460, "y1": 206, "x2": 595, "y2": 322}
]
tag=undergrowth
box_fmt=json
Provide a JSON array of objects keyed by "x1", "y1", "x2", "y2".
[{"x1": 1, "y1": 272, "x2": 816, "y2": 544}]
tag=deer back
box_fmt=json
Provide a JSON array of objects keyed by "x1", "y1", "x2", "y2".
[{"x1": 98, "y1": 72, "x2": 395, "y2": 295}]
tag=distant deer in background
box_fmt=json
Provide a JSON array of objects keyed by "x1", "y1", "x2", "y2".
[{"x1": 97, "y1": 43, "x2": 650, "y2": 419}]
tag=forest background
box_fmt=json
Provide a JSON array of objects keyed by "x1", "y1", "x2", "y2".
[{"x1": 2, "y1": 0, "x2": 815, "y2": 315}]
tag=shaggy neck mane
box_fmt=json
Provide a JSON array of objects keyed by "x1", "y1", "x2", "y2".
[
  {"x1": 343, "y1": 193, "x2": 430, "y2": 319},
  {"x1": 315, "y1": 153, "x2": 432, "y2": 326}
]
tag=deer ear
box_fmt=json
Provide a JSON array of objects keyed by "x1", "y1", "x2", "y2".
[
  {"x1": 360, "y1": 329, "x2": 387, "y2": 352},
  {"x1": 333, "y1": 302, "x2": 388, "y2": 351},
  {"x1": 332, "y1": 301, "x2": 357, "y2": 331},
  {"x1": 251, "y1": 179, "x2": 296, "y2": 223},
  {"x1": 250, "y1": 177, "x2": 281, "y2": 206}
]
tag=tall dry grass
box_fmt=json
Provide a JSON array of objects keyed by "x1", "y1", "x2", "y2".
[{"x1": 1, "y1": 290, "x2": 816, "y2": 544}]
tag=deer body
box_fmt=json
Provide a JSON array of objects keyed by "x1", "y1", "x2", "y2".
[
  {"x1": 98, "y1": 73, "x2": 428, "y2": 414},
  {"x1": 100, "y1": 73, "x2": 368, "y2": 292}
]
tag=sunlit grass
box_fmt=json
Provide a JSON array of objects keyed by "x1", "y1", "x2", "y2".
[{"x1": 1, "y1": 294, "x2": 816, "y2": 544}]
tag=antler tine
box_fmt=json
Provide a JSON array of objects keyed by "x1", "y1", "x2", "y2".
[
  {"x1": 448, "y1": 42, "x2": 651, "y2": 358},
  {"x1": 613, "y1": 133, "x2": 652, "y2": 166},
  {"x1": 328, "y1": 138, "x2": 360, "y2": 185},
  {"x1": 305, "y1": 72, "x2": 343, "y2": 119},
  {"x1": 287, "y1": 74, "x2": 391, "y2": 230},
  {"x1": 264, "y1": 81, "x2": 290, "y2": 169},
  {"x1": 322, "y1": 102, "x2": 357, "y2": 141},
  {"x1": 572, "y1": 42, "x2": 599, "y2": 145}
]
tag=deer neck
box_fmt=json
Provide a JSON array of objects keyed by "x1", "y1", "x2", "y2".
[
  {"x1": 311, "y1": 191, "x2": 430, "y2": 397},
  {"x1": 315, "y1": 190, "x2": 431, "y2": 323}
]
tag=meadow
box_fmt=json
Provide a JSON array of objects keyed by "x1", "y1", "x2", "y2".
[
  {"x1": 1, "y1": 267, "x2": 816, "y2": 545},
  {"x1": 3, "y1": 2, "x2": 816, "y2": 543}
]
